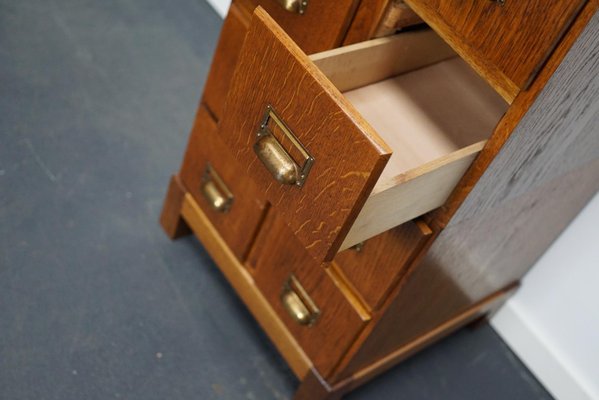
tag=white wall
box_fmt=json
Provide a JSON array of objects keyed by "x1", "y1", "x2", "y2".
[
  {"x1": 492, "y1": 193, "x2": 599, "y2": 400},
  {"x1": 206, "y1": 0, "x2": 230, "y2": 18},
  {"x1": 204, "y1": 2, "x2": 598, "y2": 398}
]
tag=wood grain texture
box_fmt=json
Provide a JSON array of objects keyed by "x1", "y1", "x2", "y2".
[
  {"x1": 248, "y1": 209, "x2": 370, "y2": 378},
  {"x1": 404, "y1": 0, "x2": 586, "y2": 102},
  {"x1": 311, "y1": 28, "x2": 455, "y2": 93},
  {"x1": 236, "y1": 0, "x2": 360, "y2": 54},
  {"x1": 336, "y1": 8, "x2": 599, "y2": 378},
  {"x1": 159, "y1": 174, "x2": 192, "y2": 239},
  {"x1": 342, "y1": 0, "x2": 390, "y2": 45},
  {"x1": 179, "y1": 106, "x2": 267, "y2": 261},
  {"x1": 219, "y1": 8, "x2": 390, "y2": 262},
  {"x1": 341, "y1": 141, "x2": 482, "y2": 249},
  {"x1": 334, "y1": 283, "x2": 517, "y2": 384},
  {"x1": 202, "y1": 4, "x2": 249, "y2": 120},
  {"x1": 431, "y1": 0, "x2": 599, "y2": 227},
  {"x1": 180, "y1": 194, "x2": 312, "y2": 379},
  {"x1": 334, "y1": 219, "x2": 432, "y2": 310}
]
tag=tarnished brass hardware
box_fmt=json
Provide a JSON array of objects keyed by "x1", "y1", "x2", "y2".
[
  {"x1": 351, "y1": 241, "x2": 365, "y2": 252},
  {"x1": 281, "y1": 275, "x2": 320, "y2": 326},
  {"x1": 254, "y1": 134, "x2": 299, "y2": 185},
  {"x1": 276, "y1": 0, "x2": 308, "y2": 14},
  {"x1": 254, "y1": 105, "x2": 314, "y2": 187},
  {"x1": 201, "y1": 164, "x2": 234, "y2": 213}
]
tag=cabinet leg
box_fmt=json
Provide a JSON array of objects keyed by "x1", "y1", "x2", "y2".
[
  {"x1": 294, "y1": 369, "x2": 343, "y2": 400},
  {"x1": 159, "y1": 175, "x2": 191, "y2": 239}
]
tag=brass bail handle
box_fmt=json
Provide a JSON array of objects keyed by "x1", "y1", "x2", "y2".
[
  {"x1": 276, "y1": 0, "x2": 308, "y2": 14},
  {"x1": 201, "y1": 164, "x2": 234, "y2": 213},
  {"x1": 281, "y1": 275, "x2": 320, "y2": 326},
  {"x1": 253, "y1": 105, "x2": 314, "y2": 188}
]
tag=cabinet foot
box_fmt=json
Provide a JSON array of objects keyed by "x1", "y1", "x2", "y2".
[
  {"x1": 159, "y1": 174, "x2": 191, "y2": 239},
  {"x1": 294, "y1": 369, "x2": 343, "y2": 400}
]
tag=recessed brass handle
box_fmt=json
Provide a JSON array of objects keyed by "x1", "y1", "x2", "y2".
[
  {"x1": 254, "y1": 134, "x2": 300, "y2": 185},
  {"x1": 254, "y1": 105, "x2": 314, "y2": 187},
  {"x1": 201, "y1": 164, "x2": 234, "y2": 213},
  {"x1": 276, "y1": 0, "x2": 308, "y2": 14},
  {"x1": 281, "y1": 275, "x2": 320, "y2": 326}
]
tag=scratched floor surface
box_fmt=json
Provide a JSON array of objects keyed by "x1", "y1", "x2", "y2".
[{"x1": 0, "y1": 1, "x2": 553, "y2": 399}]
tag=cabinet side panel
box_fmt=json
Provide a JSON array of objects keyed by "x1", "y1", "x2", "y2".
[{"x1": 337, "y1": 10, "x2": 599, "y2": 377}]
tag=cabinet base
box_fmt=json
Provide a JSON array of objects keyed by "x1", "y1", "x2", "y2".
[{"x1": 159, "y1": 178, "x2": 518, "y2": 399}]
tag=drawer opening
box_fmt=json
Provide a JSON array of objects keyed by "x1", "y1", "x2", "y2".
[{"x1": 310, "y1": 29, "x2": 509, "y2": 250}]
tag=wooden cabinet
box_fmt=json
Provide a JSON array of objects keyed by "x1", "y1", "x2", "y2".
[
  {"x1": 160, "y1": 0, "x2": 598, "y2": 398},
  {"x1": 178, "y1": 106, "x2": 267, "y2": 260},
  {"x1": 219, "y1": 10, "x2": 507, "y2": 261},
  {"x1": 404, "y1": 0, "x2": 587, "y2": 102},
  {"x1": 236, "y1": 0, "x2": 360, "y2": 54},
  {"x1": 248, "y1": 209, "x2": 370, "y2": 377}
]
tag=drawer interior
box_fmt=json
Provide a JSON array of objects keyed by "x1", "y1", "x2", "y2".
[{"x1": 310, "y1": 29, "x2": 509, "y2": 249}]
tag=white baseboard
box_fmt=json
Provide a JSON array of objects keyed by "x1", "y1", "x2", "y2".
[
  {"x1": 205, "y1": 0, "x2": 231, "y2": 18},
  {"x1": 492, "y1": 304, "x2": 596, "y2": 400}
]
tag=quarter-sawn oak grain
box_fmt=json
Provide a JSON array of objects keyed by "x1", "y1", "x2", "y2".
[
  {"x1": 179, "y1": 106, "x2": 267, "y2": 261},
  {"x1": 405, "y1": 0, "x2": 586, "y2": 102},
  {"x1": 219, "y1": 7, "x2": 391, "y2": 262}
]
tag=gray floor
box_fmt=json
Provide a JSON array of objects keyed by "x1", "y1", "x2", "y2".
[{"x1": 0, "y1": 1, "x2": 553, "y2": 399}]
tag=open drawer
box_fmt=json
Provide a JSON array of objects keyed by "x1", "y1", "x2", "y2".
[{"x1": 219, "y1": 7, "x2": 508, "y2": 262}]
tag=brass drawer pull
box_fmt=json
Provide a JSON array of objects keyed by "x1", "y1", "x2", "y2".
[
  {"x1": 281, "y1": 275, "x2": 320, "y2": 326},
  {"x1": 276, "y1": 0, "x2": 308, "y2": 14},
  {"x1": 201, "y1": 164, "x2": 234, "y2": 213},
  {"x1": 254, "y1": 105, "x2": 314, "y2": 187}
]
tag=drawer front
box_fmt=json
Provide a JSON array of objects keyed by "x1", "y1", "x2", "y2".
[
  {"x1": 236, "y1": 0, "x2": 359, "y2": 54},
  {"x1": 334, "y1": 219, "x2": 432, "y2": 310},
  {"x1": 219, "y1": 8, "x2": 390, "y2": 262},
  {"x1": 180, "y1": 106, "x2": 267, "y2": 261},
  {"x1": 202, "y1": 4, "x2": 249, "y2": 120},
  {"x1": 248, "y1": 210, "x2": 369, "y2": 378},
  {"x1": 405, "y1": 0, "x2": 585, "y2": 100}
]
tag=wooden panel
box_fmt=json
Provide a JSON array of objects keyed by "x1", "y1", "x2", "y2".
[
  {"x1": 342, "y1": 142, "x2": 483, "y2": 249},
  {"x1": 202, "y1": 4, "x2": 249, "y2": 120},
  {"x1": 333, "y1": 283, "x2": 517, "y2": 386},
  {"x1": 404, "y1": 0, "x2": 586, "y2": 102},
  {"x1": 333, "y1": 8, "x2": 599, "y2": 377},
  {"x1": 219, "y1": 8, "x2": 390, "y2": 262},
  {"x1": 237, "y1": 0, "x2": 360, "y2": 54},
  {"x1": 179, "y1": 106, "x2": 267, "y2": 261},
  {"x1": 430, "y1": 0, "x2": 599, "y2": 227},
  {"x1": 248, "y1": 210, "x2": 370, "y2": 378},
  {"x1": 342, "y1": 0, "x2": 390, "y2": 45},
  {"x1": 311, "y1": 29, "x2": 455, "y2": 93},
  {"x1": 180, "y1": 194, "x2": 311, "y2": 378},
  {"x1": 334, "y1": 220, "x2": 432, "y2": 310}
]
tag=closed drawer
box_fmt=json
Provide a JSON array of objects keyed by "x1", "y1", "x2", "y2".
[
  {"x1": 202, "y1": 4, "x2": 249, "y2": 120},
  {"x1": 333, "y1": 219, "x2": 432, "y2": 310},
  {"x1": 404, "y1": 0, "x2": 586, "y2": 101},
  {"x1": 220, "y1": 8, "x2": 508, "y2": 262},
  {"x1": 247, "y1": 209, "x2": 369, "y2": 378},
  {"x1": 179, "y1": 106, "x2": 267, "y2": 261},
  {"x1": 236, "y1": 0, "x2": 359, "y2": 54}
]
